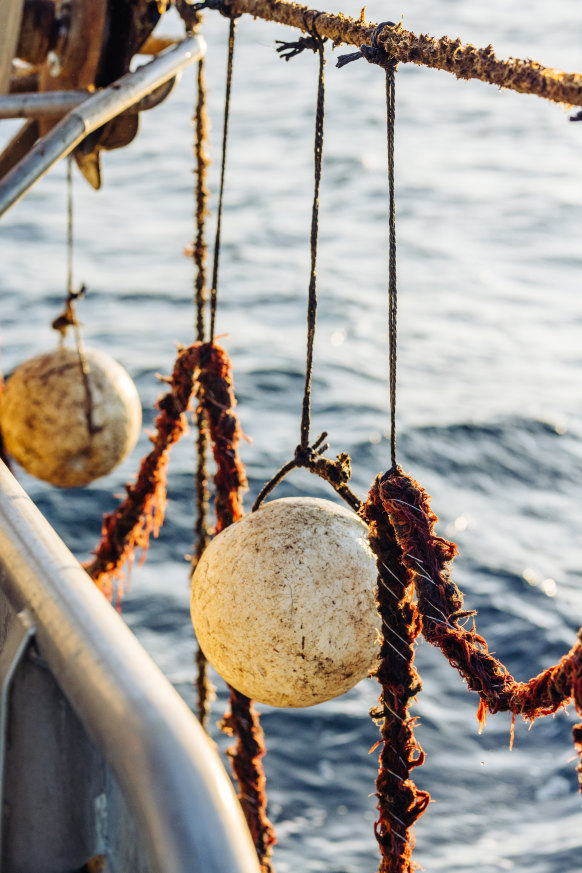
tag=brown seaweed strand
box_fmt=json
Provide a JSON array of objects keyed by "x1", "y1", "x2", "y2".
[
  {"x1": 378, "y1": 467, "x2": 582, "y2": 754},
  {"x1": 363, "y1": 477, "x2": 430, "y2": 873},
  {"x1": 199, "y1": 343, "x2": 275, "y2": 871},
  {"x1": 193, "y1": 403, "x2": 213, "y2": 728},
  {"x1": 220, "y1": 691, "x2": 277, "y2": 873},
  {"x1": 85, "y1": 344, "x2": 203, "y2": 600},
  {"x1": 195, "y1": 342, "x2": 248, "y2": 530},
  {"x1": 193, "y1": 55, "x2": 210, "y2": 343}
]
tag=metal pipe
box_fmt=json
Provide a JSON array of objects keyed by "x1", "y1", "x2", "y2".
[
  {"x1": 0, "y1": 77, "x2": 176, "y2": 118},
  {"x1": 0, "y1": 89, "x2": 87, "y2": 117},
  {"x1": 0, "y1": 34, "x2": 206, "y2": 217},
  {"x1": 0, "y1": 461, "x2": 260, "y2": 873}
]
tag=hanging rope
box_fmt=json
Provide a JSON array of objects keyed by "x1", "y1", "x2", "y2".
[
  {"x1": 363, "y1": 481, "x2": 430, "y2": 873},
  {"x1": 338, "y1": 22, "x2": 398, "y2": 467},
  {"x1": 377, "y1": 466, "x2": 582, "y2": 776},
  {"x1": 51, "y1": 157, "x2": 95, "y2": 436},
  {"x1": 253, "y1": 17, "x2": 362, "y2": 515},
  {"x1": 386, "y1": 64, "x2": 397, "y2": 469},
  {"x1": 299, "y1": 13, "x2": 325, "y2": 457},
  {"x1": 190, "y1": 48, "x2": 214, "y2": 728},
  {"x1": 340, "y1": 33, "x2": 433, "y2": 871},
  {"x1": 85, "y1": 343, "x2": 204, "y2": 601},
  {"x1": 179, "y1": 17, "x2": 276, "y2": 865},
  {"x1": 196, "y1": 342, "x2": 276, "y2": 873},
  {"x1": 209, "y1": 16, "x2": 237, "y2": 341},
  {"x1": 217, "y1": 0, "x2": 582, "y2": 108}
]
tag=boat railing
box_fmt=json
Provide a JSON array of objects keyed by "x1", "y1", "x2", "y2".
[{"x1": 0, "y1": 460, "x2": 260, "y2": 873}]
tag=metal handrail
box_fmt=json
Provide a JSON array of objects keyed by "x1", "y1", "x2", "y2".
[
  {"x1": 0, "y1": 461, "x2": 260, "y2": 873},
  {"x1": 0, "y1": 34, "x2": 206, "y2": 217}
]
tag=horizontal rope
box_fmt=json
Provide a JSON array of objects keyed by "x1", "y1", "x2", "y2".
[{"x1": 227, "y1": 0, "x2": 582, "y2": 107}]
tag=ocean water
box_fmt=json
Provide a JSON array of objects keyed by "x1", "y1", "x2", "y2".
[{"x1": 2, "y1": 2, "x2": 582, "y2": 870}]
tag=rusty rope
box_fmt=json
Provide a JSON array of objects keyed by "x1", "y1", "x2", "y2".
[
  {"x1": 190, "y1": 48, "x2": 213, "y2": 728},
  {"x1": 197, "y1": 342, "x2": 276, "y2": 873},
  {"x1": 363, "y1": 480, "x2": 430, "y2": 873},
  {"x1": 217, "y1": 0, "x2": 582, "y2": 108}
]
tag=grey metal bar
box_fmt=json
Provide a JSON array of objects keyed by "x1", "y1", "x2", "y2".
[
  {"x1": 0, "y1": 607, "x2": 36, "y2": 855},
  {"x1": 0, "y1": 461, "x2": 260, "y2": 873},
  {"x1": 0, "y1": 90, "x2": 88, "y2": 117},
  {"x1": 0, "y1": 34, "x2": 206, "y2": 217}
]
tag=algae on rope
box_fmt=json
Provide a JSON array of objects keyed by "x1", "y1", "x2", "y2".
[{"x1": 221, "y1": 0, "x2": 582, "y2": 107}]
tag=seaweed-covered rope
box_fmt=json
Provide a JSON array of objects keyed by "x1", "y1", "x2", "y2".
[
  {"x1": 51, "y1": 158, "x2": 95, "y2": 436},
  {"x1": 221, "y1": 0, "x2": 582, "y2": 108},
  {"x1": 190, "y1": 48, "x2": 213, "y2": 727},
  {"x1": 363, "y1": 481, "x2": 430, "y2": 873},
  {"x1": 377, "y1": 465, "x2": 582, "y2": 784},
  {"x1": 198, "y1": 343, "x2": 276, "y2": 873},
  {"x1": 209, "y1": 16, "x2": 237, "y2": 341}
]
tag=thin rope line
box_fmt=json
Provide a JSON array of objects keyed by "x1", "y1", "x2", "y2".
[
  {"x1": 209, "y1": 17, "x2": 236, "y2": 341},
  {"x1": 300, "y1": 26, "x2": 325, "y2": 451},
  {"x1": 67, "y1": 156, "x2": 74, "y2": 297},
  {"x1": 386, "y1": 66, "x2": 397, "y2": 468}
]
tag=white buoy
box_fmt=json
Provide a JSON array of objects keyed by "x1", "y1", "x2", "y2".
[
  {"x1": 191, "y1": 496, "x2": 380, "y2": 708},
  {"x1": 0, "y1": 346, "x2": 142, "y2": 487}
]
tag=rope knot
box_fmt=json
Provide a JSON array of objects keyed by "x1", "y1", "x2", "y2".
[
  {"x1": 189, "y1": 0, "x2": 240, "y2": 19},
  {"x1": 276, "y1": 11, "x2": 326, "y2": 61},
  {"x1": 294, "y1": 431, "x2": 329, "y2": 468},
  {"x1": 337, "y1": 21, "x2": 398, "y2": 71}
]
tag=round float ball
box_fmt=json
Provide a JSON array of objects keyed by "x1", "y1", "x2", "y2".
[
  {"x1": 191, "y1": 496, "x2": 380, "y2": 707},
  {"x1": 0, "y1": 346, "x2": 142, "y2": 488}
]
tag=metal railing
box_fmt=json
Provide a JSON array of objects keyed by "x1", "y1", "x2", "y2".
[
  {"x1": 0, "y1": 34, "x2": 206, "y2": 217},
  {"x1": 0, "y1": 460, "x2": 260, "y2": 873}
]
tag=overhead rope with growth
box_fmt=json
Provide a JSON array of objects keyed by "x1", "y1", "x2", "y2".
[{"x1": 194, "y1": 0, "x2": 582, "y2": 107}]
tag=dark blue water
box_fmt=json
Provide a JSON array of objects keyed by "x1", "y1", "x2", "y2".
[{"x1": 2, "y1": 2, "x2": 582, "y2": 870}]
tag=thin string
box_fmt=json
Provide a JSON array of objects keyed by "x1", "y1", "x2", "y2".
[
  {"x1": 194, "y1": 56, "x2": 210, "y2": 342},
  {"x1": 336, "y1": 23, "x2": 398, "y2": 468},
  {"x1": 67, "y1": 156, "x2": 74, "y2": 299},
  {"x1": 53, "y1": 158, "x2": 95, "y2": 435},
  {"x1": 252, "y1": 23, "x2": 363, "y2": 516},
  {"x1": 191, "y1": 52, "x2": 213, "y2": 728},
  {"x1": 300, "y1": 21, "x2": 325, "y2": 452},
  {"x1": 386, "y1": 65, "x2": 397, "y2": 469},
  {"x1": 209, "y1": 17, "x2": 237, "y2": 341}
]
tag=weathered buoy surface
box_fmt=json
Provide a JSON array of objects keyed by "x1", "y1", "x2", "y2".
[
  {"x1": 0, "y1": 346, "x2": 142, "y2": 488},
  {"x1": 191, "y1": 496, "x2": 380, "y2": 707}
]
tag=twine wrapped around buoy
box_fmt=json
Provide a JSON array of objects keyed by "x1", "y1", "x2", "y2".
[{"x1": 0, "y1": 346, "x2": 141, "y2": 488}]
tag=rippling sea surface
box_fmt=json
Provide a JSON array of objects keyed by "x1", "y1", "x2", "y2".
[{"x1": 2, "y1": 2, "x2": 582, "y2": 870}]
